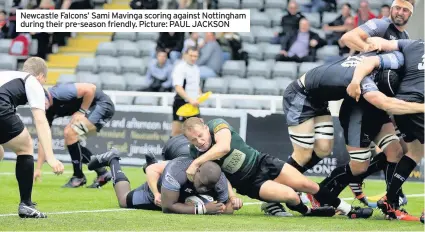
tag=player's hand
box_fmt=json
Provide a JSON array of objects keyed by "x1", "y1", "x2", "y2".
[
  {"x1": 230, "y1": 196, "x2": 243, "y2": 210},
  {"x1": 205, "y1": 202, "x2": 225, "y2": 214},
  {"x1": 310, "y1": 39, "x2": 318, "y2": 47},
  {"x1": 71, "y1": 111, "x2": 85, "y2": 125},
  {"x1": 186, "y1": 162, "x2": 199, "y2": 182},
  {"x1": 34, "y1": 169, "x2": 42, "y2": 182},
  {"x1": 366, "y1": 37, "x2": 384, "y2": 51},
  {"x1": 46, "y1": 157, "x2": 64, "y2": 175},
  {"x1": 154, "y1": 193, "x2": 162, "y2": 207},
  {"x1": 188, "y1": 98, "x2": 200, "y2": 107},
  {"x1": 346, "y1": 82, "x2": 362, "y2": 102}
]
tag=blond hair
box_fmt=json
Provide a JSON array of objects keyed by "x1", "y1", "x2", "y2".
[
  {"x1": 22, "y1": 57, "x2": 48, "y2": 78},
  {"x1": 182, "y1": 117, "x2": 204, "y2": 134}
]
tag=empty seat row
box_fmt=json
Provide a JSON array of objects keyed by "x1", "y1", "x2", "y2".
[
  {"x1": 76, "y1": 56, "x2": 151, "y2": 75},
  {"x1": 96, "y1": 40, "x2": 156, "y2": 58},
  {"x1": 218, "y1": 0, "x2": 287, "y2": 10},
  {"x1": 113, "y1": 32, "x2": 159, "y2": 42}
]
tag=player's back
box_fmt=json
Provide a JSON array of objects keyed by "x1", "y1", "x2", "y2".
[{"x1": 0, "y1": 71, "x2": 35, "y2": 108}]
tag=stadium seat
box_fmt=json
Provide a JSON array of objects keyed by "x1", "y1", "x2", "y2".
[
  {"x1": 96, "y1": 42, "x2": 117, "y2": 57},
  {"x1": 263, "y1": 44, "x2": 281, "y2": 60},
  {"x1": 337, "y1": 0, "x2": 359, "y2": 9},
  {"x1": 77, "y1": 72, "x2": 102, "y2": 88},
  {"x1": 322, "y1": 12, "x2": 339, "y2": 25},
  {"x1": 204, "y1": 78, "x2": 229, "y2": 94},
  {"x1": 113, "y1": 32, "x2": 136, "y2": 41},
  {"x1": 221, "y1": 60, "x2": 246, "y2": 78},
  {"x1": 236, "y1": 100, "x2": 263, "y2": 110},
  {"x1": 254, "y1": 27, "x2": 275, "y2": 43},
  {"x1": 272, "y1": 62, "x2": 298, "y2": 79},
  {"x1": 253, "y1": 78, "x2": 279, "y2": 95},
  {"x1": 295, "y1": 0, "x2": 312, "y2": 6},
  {"x1": 221, "y1": 75, "x2": 240, "y2": 82},
  {"x1": 57, "y1": 74, "x2": 77, "y2": 84},
  {"x1": 76, "y1": 57, "x2": 97, "y2": 73},
  {"x1": 134, "y1": 96, "x2": 159, "y2": 106},
  {"x1": 119, "y1": 56, "x2": 146, "y2": 75},
  {"x1": 317, "y1": 45, "x2": 340, "y2": 61},
  {"x1": 0, "y1": 55, "x2": 17, "y2": 70},
  {"x1": 136, "y1": 32, "x2": 159, "y2": 41},
  {"x1": 123, "y1": 73, "x2": 149, "y2": 91},
  {"x1": 228, "y1": 78, "x2": 254, "y2": 95},
  {"x1": 265, "y1": 0, "x2": 287, "y2": 9},
  {"x1": 218, "y1": 0, "x2": 240, "y2": 9},
  {"x1": 100, "y1": 73, "x2": 127, "y2": 91},
  {"x1": 239, "y1": 32, "x2": 256, "y2": 44},
  {"x1": 247, "y1": 61, "x2": 271, "y2": 78},
  {"x1": 220, "y1": 99, "x2": 235, "y2": 109},
  {"x1": 243, "y1": 43, "x2": 263, "y2": 60},
  {"x1": 251, "y1": 11, "x2": 272, "y2": 28},
  {"x1": 96, "y1": 56, "x2": 121, "y2": 74},
  {"x1": 264, "y1": 59, "x2": 276, "y2": 68},
  {"x1": 303, "y1": 12, "x2": 321, "y2": 28},
  {"x1": 137, "y1": 40, "x2": 157, "y2": 57},
  {"x1": 299, "y1": 62, "x2": 321, "y2": 75},
  {"x1": 368, "y1": 0, "x2": 384, "y2": 10},
  {"x1": 115, "y1": 96, "x2": 134, "y2": 105},
  {"x1": 310, "y1": 28, "x2": 326, "y2": 40},
  {"x1": 274, "y1": 77, "x2": 293, "y2": 94},
  {"x1": 241, "y1": 0, "x2": 264, "y2": 9},
  {"x1": 115, "y1": 41, "x2": 140, "y2": 57},
  {"x1": 0, "y1": 39, "x2": 11, "y2": 53},
  {"x1": 270, "y1": 11, "x2": 285, "y2": 27}
]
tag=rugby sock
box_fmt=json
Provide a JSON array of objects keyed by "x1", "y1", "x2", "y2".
[
  {"x1": 303, "y1": 151, "x2": 323, "y2": 171},
  {"x1": 385, "y1": 161, "x2": 397, "y2": 190},
  {"x1": 320, "y1": 164, "x2": 353, "y2": 190},
  {"x1": 358, "y1": 152, "x2": 387, "y2": 179},
  {"x1": 287, "y1": 157, "x2": 307, "y2": 173},
  {"x1": 109, "y1": 158, "x2": 129, "y2": 186},
  {"x1": 286, "y1": 201, "x2": 309, "y2": 215},
  {"x1": 386, "y1": 156, "x2": 417, "y2": 205},
  {"x1": 16, "y1": 155, "x2": 34, "y2": 205},
  {"x1": 80, "y1": 146, "x2": 107, "y2": 176},
  {"x1": 314, "y1": 185, "x2": 341, "y2": 207},
  {"x1": 67, "y1": 142, "x2": 84, "y2": 178}
]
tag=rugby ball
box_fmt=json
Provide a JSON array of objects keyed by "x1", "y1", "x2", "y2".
[{"x1": 185, "y1": 195, "x2": 214, "y2": 206}]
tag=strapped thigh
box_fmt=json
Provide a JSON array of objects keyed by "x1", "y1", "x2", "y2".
[
  {"x1": 314, "y1": 121, "x2": 334, "y2": 140},
  {"x1": 376, "y1": 134, "x2": 399, "y2": 151},
  {"x1": 288, "y1": 128, "x2": 315, "y2": 149},
  {"x1": 349, "y1": 148, "x2": 372, "y2": 162}
]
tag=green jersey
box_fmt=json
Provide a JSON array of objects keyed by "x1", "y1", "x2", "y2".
[{"x1": 190, "y1": 118, "x2": 260, "y2": 183}]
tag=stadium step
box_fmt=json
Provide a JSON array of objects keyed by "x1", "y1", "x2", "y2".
[
  {"x1": 58, "y1": 37, "x2": 110, "y2": 54},
  {"x1": 77, "y1": 32, "x2": 113, "y2": 40},
  {"x1": 47, "y1": 54, "x2": 80, "y2": 69},
  {"x1": 103, "y1": 3, "x2": 131, "y2": 9}
]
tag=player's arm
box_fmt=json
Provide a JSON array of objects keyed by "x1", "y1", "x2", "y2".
[
  {"x1": 364, "y1": 91, "x2": 424, "y2": 115},
  {"x1": 74, "y1": 83, "x2": 96, "y2": 113},
  {"x1": 172, "y1": 64, "x2": 197, "y2": 105},
  {"x1": 146, "y1": 162, "x2": 168, "y2": 199},
  {"x1": 223, "y1": 180, "x2": 242, "y2": 214},
  {"x1": 341, "y1": 18, "x2": 389, "y2": 52}
]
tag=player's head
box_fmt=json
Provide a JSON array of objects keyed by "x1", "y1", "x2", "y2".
[
  {"x1": 375, "y1": 69, "x2": 400, "y2": 97},
  {"x1": 182, "y1": 117, "x2": 211, "y2": 152},
  {"x1": 193, "y1": 161, "x2": 222, "y2": 194},
  {"x1": 390, "y1": 0, "x2": 414, "y2": 26},
  {"x1": 186, "y1": 46, "x2": 199, "y2": 65},
  {"x1": 22, "y1": 57, "x2": 48, "y2": 85}
]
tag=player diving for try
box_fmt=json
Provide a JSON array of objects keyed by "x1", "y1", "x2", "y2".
[{"x1": 35, "y1": 82, "x2": 115, "y2": 188}]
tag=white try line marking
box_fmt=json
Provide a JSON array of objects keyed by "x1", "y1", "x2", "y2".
[
  {"x1": 0, "y1": 171, "x2": 74, "y2": 176},
  {"x1": 0, "y1": 194, "x2": 423, "y2": 217}
]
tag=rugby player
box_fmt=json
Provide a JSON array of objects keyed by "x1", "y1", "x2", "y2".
[
  {"x1": 182, "y1": 117, "x2": 368, "y2": 218},
  {"x1": 34, "y1": 83, "x2": 115, "y2": 188},
  {"x1": 87, "y1": 148, "x2": 243, "y2": 214},
  {"x1": 0, "y1": 57, "x2": 64, "y2": 218},
  {"x1": 346, "y1": 38, "x2": 424, "y2": 220},
  {"x1": 341, "y1": 0, "x2": 415, "y2": 203}
]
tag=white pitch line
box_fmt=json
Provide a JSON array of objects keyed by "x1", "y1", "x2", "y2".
[
  {"x1": 0, "y1": 171, "x2": 73, "y2": 176},
  {"x1": 0, "y1": 194, "x2": 423, "y2": 217}
]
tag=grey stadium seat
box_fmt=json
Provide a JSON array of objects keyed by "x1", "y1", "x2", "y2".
[
  {"x1": 270, "y1": 11, "x2": 285, "y2": 27},
  {"x1": 204, "y1": 78, "x2": 228, "y2": 94},
  {"x1": 296, "y1": 0, "x2": 312, "y2": 6},
  {"x1": 247, "y1": 61, "x2": 271, "y2": 78},
  {"x1": 218, "y1": 0, "x2": 240, "y2": 8},
  {"x1": 317, "y1": 45, "x2": 340, "y2": 61},
  {"x1": 241, "y1": 0, "x2": 264, "y2": 9},
  {"x1": 57, "y1": 74, "x2": 77, "y2": 84},
  {"x1": 299, "y1": 62, "x2": 322, "y2": 75},
  {"x1": 303, "y1": 12, "x2": 321, "y2": 28},
  {"x1": 134, "y1": 96, "x2": 159, "y2": 106},
  {"x1": 236, "y1": 101, "x2": 263, "y2": 110},
  {"x1": 119, "y1": 56, "x2": 146, "y2": 75},
  {"x1": 368, "y1": 0, "x2": 385, "y2": 10},
  {"x1": 136, "y1": 32, "x2": 159, "y2": 41},
  {"x1": 123, "y1": 73, "x2": 149, "y2": 91},
  {"x1": 115, "y1": 96, "x2": 134, "y2": 105},
  {"x1": 275, "y1": 77, "x2": 293, "y2": 94},
  {"x1": 113, "y1": 32, "x2": 136, "y2": 41},
  {"x1": 310, "y1": 28, "x2": 326, "y2": 40},
  {"x1": 77, "y1": 72, "x2": 102, "y2": 88},
  {"x1": 137, "y1": 40, "x2": 157, "y2": 57},
  {"x1": 115, "y1": 41, "x2": 140, "y2": 57},
  {"x1": 243, "y1": 43, "x2": 262, "y2": 60},
  {"x1": 0, "y1": 39, "x2": 11, "y2": 53},
  {"x1": 221, "y1": 60, "x2": 246, "y2": 78},
  {"x1": 253, "y1": 79, "x2": 279, "y2": 95},
  {"x1": 254, "y1": 27, "x2": 275, "y2": 43},
  {"x1": 272, "y1": 62, "x2": 298, "y2": 79},
  {"x1": 0, "y1": 55, "x2": 17, "y2": 70},
  {"x1": 337, "y1": 0, "x2": 359, "y2": 9},
  {"x1": 239, "y1": 32, "x2": 255, "y2": 44},
  {"x1": 96, "y1": 56, "x2": 121, "y2": 74},
  {"x1": 76, "y1": 57, "x2": 97, "y2": 73},
  {"x1": 100, "y1": 72, "x2": 126, "y2": 91},
  {"x1": 263, "y1": 44, "x2": 281, "y2": 60},
  {"x1": 265, "y1": 0, "x2": 287, "y2": 9},
  {"x1": 96, "y1": 42, "x2": 117, "y2": 57},
  {"x1": 251, "y1": 11, "x2": 272, "y2": 28},
  {"x1": 322, "y1": 12, "x2": 339, "y2": 25},
  {"x1": 228, "y1": 78, "x2": 254, "y2": 95},
  {"x1": 221, "y1": 75, "x2": 240, "y2": 82}
]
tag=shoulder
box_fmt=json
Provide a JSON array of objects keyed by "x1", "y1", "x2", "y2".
[{"x1": 207, "y1": 118, "x2": 231, "y2": 133}]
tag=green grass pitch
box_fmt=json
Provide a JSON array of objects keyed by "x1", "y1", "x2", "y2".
[{"x1": 0, "y1": 160, "x2": 424, "y2": 231}]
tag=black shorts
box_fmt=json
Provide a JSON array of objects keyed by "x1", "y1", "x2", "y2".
[
  {"x1": 126, "y1": 183, "x2": 161, "y2": 211},
  {"x1": 233, "y1": 153, "x2": 285, "y2": 201},
  {"x1": 339, "y1": 98, "x2": 391, "y2": 148},
  {"x1": 87, "y1": 101, "x2": 115, "y2": 132},
  {"x1": 0, "y1": 104, "x2": 25, "y2": 144},
  {"x1": 172, "y1": 98, "x2": 201, "y2": 122},
  {"x1": 283, "y1": 79, "x2": 330, "y2": 126},
  {"x1": 394, "y1": 113, "x2": 424, "y2": 144}
]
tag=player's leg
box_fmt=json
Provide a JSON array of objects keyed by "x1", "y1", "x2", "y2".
[
  {"x1": 308, "y1": 115, "x2": 334, "y2": 170},
  {"x1": 286, "y1": 119, "x2": 315, "y2": 173},
  {"x1": 171, "y1": 99, "x2": 185, "y2": 137}
]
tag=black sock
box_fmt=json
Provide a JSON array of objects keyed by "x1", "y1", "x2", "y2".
[
  {"x1": 16, "y1": 155, "x2": 34, "y2": 206},
  {"x1": 387, "y1": 156, "x2": 417, "y2": 204},
  {"x1": 320, "y1": 164, "x2": 353, "y2": 190},
  {"x1": 286, "y1": 201, "x2": 309, "y2": 214},
  {"x1": 314, "y1": 186, "x2": 342, "y2": 208},
  {"x1": 358, "y1": 152, "x2": 387, "y2": 179},
  {"x1": 109, "y1": 158, "x2": 129, "y2": 186},
  {"x1": 303, "y1": 151, "x2": 323, "y2": 171},
  {"x1": 385, "y1": 162, "x2": 397, "y2": 191},
  {"x1": 67, "y1": 142, "x2": 84, "y2": 178},
  {"x1": 287, "y1": 157, "x2": 307, "y2": 173},
  {"x1": 79, "y1": 147, "x2": 107, "y2": 176}
]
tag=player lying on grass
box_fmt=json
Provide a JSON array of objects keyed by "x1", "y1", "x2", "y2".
[
  {"x1": 181, "y1": 117, "x2": 368, "y2": 218},
  {"x1": 345, "y1": 38, "x2": 424, "y2": 220},
  {"x1": 87, "y1": 148, "x2": 243, "y2": 214},
  {"x1": 35, "y1": 83, "x2": 115, "y2": 188}
]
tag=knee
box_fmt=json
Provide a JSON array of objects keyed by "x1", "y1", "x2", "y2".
[
  {"x1": 285, "y1": 191, "x2": 301, "y2": 205},
  {"x1": 304, "y1": 181, "x2": 320, "y2": 194},
  {"x1": 118, "y1": 197, "x2": 128, "y2": 208},
  {"x1": 314, "y1": 140, "x2": 333, "y2": 156},
  {"x1": 349, "y1": 161, "x2": 369, "y2": 176},
  {"x1": 384, "y1": 142, "x2": 403, "y2": 162},
  {"x1": 64, "y1": 125, "x2": 77, "y2": 139}
]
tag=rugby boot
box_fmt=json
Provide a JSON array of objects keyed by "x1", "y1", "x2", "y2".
[
  {"x1": 88, "y1": 148, "x2": 120, "y2": 171},
  {"x1": 349, "y1": 183, "x2": 369, "y2": 207},
  {"x1": 304, "y1": 206, "x2": 336, "y2": 217},
  {"x1": 62, "y1": 176, "x2": 87, "y2": 188},
  {"x1": 347, "y1": 206, "x2": 374, "y2": 219},
  {"x1": 420, "y1": 211, "x2": 424, "y2": 224},
  {"x1": 377, "y1": 196, "x2": 397, "y2": 219},
  {"x1": 86, "y1": 171, "x2": 112, "y2": 188},
  {"x1": 394, "y1": 208, "x2": 420, "y2": 221},
  {"x1": 261, "y1": 202, "x2": 293, "y2": 217},
  {"x1": 18, "y1": 202, "x2": 47, "y2": 218},
  {"x1": 142, "y1": 153, "x2": 158, "y2": 174}
]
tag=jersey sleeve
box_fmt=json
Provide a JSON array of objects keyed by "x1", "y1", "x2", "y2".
[
  {"x1": 360, "y1": 76, "x2": 379, "y2": 94},
  {"x1": 53, "y1": 83, "x2": 78, "y2": 101},
  {"x1": 378, "y1": 51, "x2": 404, "y2": 70},
  {"x1": 359, "y1": 18, "x2": 390, "y2": 37},
  {"x1": 161, "y1": 162, "x2": 188, "y2": 192},
  {"x1": 25, "y1": 75, "x2": 46, "y2": 110},
  {"x1": 208, "y1": 118, "x2": 231, "y2": 134},
  {"x1": 214, "y1": 172, "x2": 229, "y2": 203},
  {"x1": 397, "y1": 39, "x2": 418, "y2": 52},
  {"x1": 172, "y1": 63, "x2": 185, "y2": 87}
]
